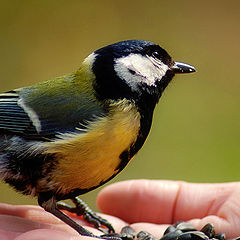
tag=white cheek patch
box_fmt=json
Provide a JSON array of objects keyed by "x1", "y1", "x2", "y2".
[{"x1": 114, "y1": 54, "x2": 169, "y2": 92}]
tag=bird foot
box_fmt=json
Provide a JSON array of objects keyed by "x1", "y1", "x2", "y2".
[{"x1": 57, "y1": 196, "x2": 114, "y2": 233}]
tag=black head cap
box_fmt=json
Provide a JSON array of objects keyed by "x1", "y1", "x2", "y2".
[{"x1": 94, "y1": 40, "x2": 173, "y2": 66}]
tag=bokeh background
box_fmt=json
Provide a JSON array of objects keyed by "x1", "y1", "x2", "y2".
[{"x1": 0, "y1": 0, "x2": 239, "y2": 211}]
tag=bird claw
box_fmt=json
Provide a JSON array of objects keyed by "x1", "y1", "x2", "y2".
[{"x1": 57, "y1": 197, "x2": 114, "y2": 234}]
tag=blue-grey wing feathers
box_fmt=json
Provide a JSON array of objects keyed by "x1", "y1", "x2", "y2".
[
  {"x1": 0, "y1": 91, "x2": 37, "y2": 135},
  {"x1": 0, "y1": 90, "x2": 104, "y2": 140}
]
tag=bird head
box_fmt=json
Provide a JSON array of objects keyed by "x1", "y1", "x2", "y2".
[{"x1": 83, "y1": 40, "x2": 195, "y2": 107}]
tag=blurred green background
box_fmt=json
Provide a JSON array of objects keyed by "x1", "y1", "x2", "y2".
[{"x1": 0, "y1": 0, "x2": 239, "y2": 211}]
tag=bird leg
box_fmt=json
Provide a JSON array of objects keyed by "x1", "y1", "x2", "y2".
[
  {"x1": 57, "y1": 196, "x2": 115, "y2": 234},
  {"x1": 38, "y1": 195, "x2": 95, "y2": 237}
]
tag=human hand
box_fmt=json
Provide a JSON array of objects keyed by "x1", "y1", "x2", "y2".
[
  {"x1": 1, "y1": 180, "x2": 240, "y2": 240},
  {"x1": 0, "y1": 202, "x2": 127, "y2": 240},
  {"x1": 97, "y1": 180, "x2": 240, "y2": 239}
]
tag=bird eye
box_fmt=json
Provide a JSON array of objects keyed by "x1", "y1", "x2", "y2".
[{"x1": 152, "y1": 51, "x2": 160, "y2": 59}]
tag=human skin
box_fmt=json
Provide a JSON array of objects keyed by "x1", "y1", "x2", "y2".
[{"x1": 1, "y1": 180, "x2": 240, "y2": 240}]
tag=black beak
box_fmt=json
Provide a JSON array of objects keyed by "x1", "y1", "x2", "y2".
[{"x1": 171, "y1": 61, "x2": 196, "y2": 74}]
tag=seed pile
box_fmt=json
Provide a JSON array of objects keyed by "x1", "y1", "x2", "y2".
[
  {"x1": 102, "y1": 222, "x2": 240, "y2": 240},
  {"x1": 159, "y1": 222, "x2": 226, "y2": 240}
]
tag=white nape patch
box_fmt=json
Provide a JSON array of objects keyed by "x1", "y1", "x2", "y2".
[
  {"x1": 18, "y1": 98, "x2": 41, "y2": 133},
  {"x1": 83, "y1": 52, "x2": 97, "y2": 67},
  {"x1": 114, "y1": 53, "x2": 169, "y2": 92}
]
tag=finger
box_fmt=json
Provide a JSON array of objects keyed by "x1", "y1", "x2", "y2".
[
  {"x1": 97, "y1": 180, "x2": 240, "y2": 226},
  {"x1": 14, "y1": 229, "x2": 95, "y2": 240},
  {"x1": 97, "y1": 180, "x2": 181, "y2": 223},
  {"x1": 0, "y1": 203, "x2": 125, "y2": 228},
  {"x1": 0, "y1": 214, "x2": 54, "y2": 233},
  {"x1": 0, "y1": 213, "x2": 88, "y2": 235},
  {"x1": 0, "y1": 205, "x2": 105, "y2": 236},
  {"x1": 0, "y1": 203, "x2": 61, "y2": 224},
  {"x1": 0, "y1": 203, "x2": 128, "y2": 236},
  {"x1": 0, "y1": 230, "x2": 20, "y2": 240}
]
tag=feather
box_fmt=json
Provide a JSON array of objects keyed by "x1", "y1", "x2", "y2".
[{"x1": 0, "y1": 73, "x2": 104, "y2": 139}]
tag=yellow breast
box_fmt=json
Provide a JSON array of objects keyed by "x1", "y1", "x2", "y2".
[{"x1": 43, "y1": 99, "x2": 140, "y2": 193}]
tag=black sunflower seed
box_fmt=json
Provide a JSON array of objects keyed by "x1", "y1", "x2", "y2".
[
  {"x1": 200, "y1": 223, "x2": 215, "y2": 238},
  {"x1": 163, "y1": 226, "x2": 177, "y2": 235},
  {"x1": 160, "y1": 229, "x2": 183, "y2": 240},
  {"x1": 120, "y1": 226, "x2": 136, "y2": 240},
  {"x1": 174, "y1": 222, "x2": 197, "y2": 232},
  {"x1": 137, "y1": 231, "x2": 159, "y2": 240}
]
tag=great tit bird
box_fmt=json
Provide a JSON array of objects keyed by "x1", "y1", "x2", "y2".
[{"x1": 0, "y1": 40, "x2": 195, "y2": 237}]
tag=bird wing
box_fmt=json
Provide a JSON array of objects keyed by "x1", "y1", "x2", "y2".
[
  {"x1": 0, "y1": 89, "x2": 103, "y2": 140},
  {"x1": 0, "y1": 91, "x2": 36, "y2": 134}
]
